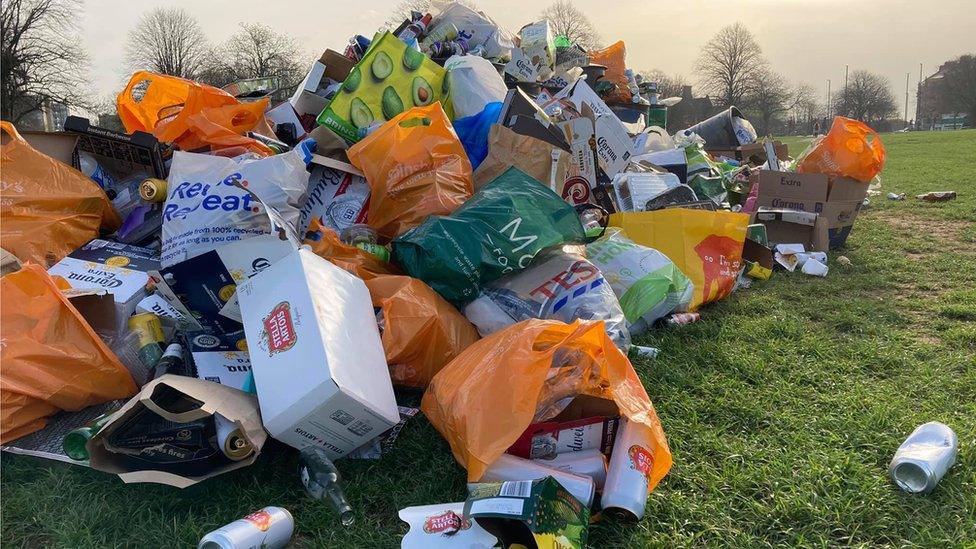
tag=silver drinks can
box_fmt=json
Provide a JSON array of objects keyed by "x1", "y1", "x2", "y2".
[
  {"x1": 198, "y1": 507, "x2": 294, "y2": 549},
  {"x1": 889, "y1": 422, "x2": 958, "y2": 494}
]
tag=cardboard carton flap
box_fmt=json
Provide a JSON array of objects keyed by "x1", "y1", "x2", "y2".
[
  {"x1": 826, "y1": 176, "x2": 871, "y2": 202},
  {"x1": 753, "y1": 170, "x2": 829, "y2": 202}
]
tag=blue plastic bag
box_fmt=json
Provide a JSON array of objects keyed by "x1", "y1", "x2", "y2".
[{"x1": 452, "y1": 102, "x2": 501, "y2": 170}]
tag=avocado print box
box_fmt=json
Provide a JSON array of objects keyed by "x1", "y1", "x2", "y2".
[{"x1": 318, "y1": 32, "x2": 452, "y2": 143}]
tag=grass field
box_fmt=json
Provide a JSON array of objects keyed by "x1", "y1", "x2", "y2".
[{"x1": 2, "y1": 130, "x2": 975, "y2": 548}]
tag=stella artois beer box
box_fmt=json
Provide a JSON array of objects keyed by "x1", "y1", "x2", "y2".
[{"x1": 237, "y1": 247, "x2": 399, "y2": 458}]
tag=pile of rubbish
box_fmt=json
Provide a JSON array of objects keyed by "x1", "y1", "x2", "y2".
[{"x1": 4, "y1": 3, "x2": 943, "y2": 548}]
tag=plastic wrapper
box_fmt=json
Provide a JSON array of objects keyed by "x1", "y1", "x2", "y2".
[
  {"x1": 422, "y1": 318, "x2": 672, "y2": 488},
  {"x1": 1, "y1": 265, "x2": 138, "y2": 443},
  {"x1": 464, "y1": 249, "x2": 631, "y2": 349},
  {"x1": 347, "y1": 103, "x2": 473, "y2": 243},
  {"x1": 0, "y1": 122, "x2": 120, "y2": 266},
  {"x1": 586, "y1": 228, "x2": 694, "y2": 333},
  {"x1": 392, "y1": 167, "x2": 586, "y2": 305},
  {"x1": 425, "y1": 1, "x2": 515, "y2": 60},
  {"x1": 796, "y1": 116, "x2": 886, "y2": 182},
  {"x1": 160, "y1": 140, "x2": 314, "y2": 267},
  {"x1": 366, "y1": 275, "x2": 480, "y2": 388}
]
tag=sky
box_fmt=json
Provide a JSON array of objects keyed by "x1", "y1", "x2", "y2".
[{"x1": 82, "y1": 0, "x2": 976, "y2": 120}]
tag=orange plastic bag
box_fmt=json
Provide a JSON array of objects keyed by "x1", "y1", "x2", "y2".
[
  {"x1": 796, "y1": 116, "x2": 886, "y2": 182},
  {"x1": 302, "y1": 220, "x2": 400, "y2": 280},
  {"x1": 0, "y1": 122, "x2": 120, "y2": 266},
  {"x1": 365, "y1": 275, "x2": 479, "y2": 388},
  {"x1": 117, "y1": 71, "x2": 272, "y2": 155},
  {"x1": 588, "y1": 41, "x2": 632, "y2": 104},
  {"x1": 422, "y1": 319, "x2": 672, "y2": 489},
  {"x1": 0, "y1": 265, "x2": 138, "y2": 443},
  {"x1": 347, "y1": 103, "x2": 473, "y2": 243}
]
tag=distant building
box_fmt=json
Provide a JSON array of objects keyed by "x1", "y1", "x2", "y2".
[
  {"x1": 916, "y1": 64, "x2": 970, "y2": 130},
  {"x1": 665, "y1": 86, "x2": 717, "y2": 132},
  {"x1": 11, "y1": 97, "x2": 69, "y2": 131}
]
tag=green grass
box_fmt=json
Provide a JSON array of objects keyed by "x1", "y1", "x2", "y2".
[{"x1": 3, "y1": 130, "x2": 975, "y2": 548}]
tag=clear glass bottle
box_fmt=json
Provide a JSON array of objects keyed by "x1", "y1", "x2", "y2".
[{"x1": 298, "y1": 446, "x2": 355, "y2": 526}]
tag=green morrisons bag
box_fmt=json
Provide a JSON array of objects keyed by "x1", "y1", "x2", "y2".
[
  {"x1": 318, "y1": 31, "x2": 453, "y2": 143},
  {"x1": 392, "y1": 167, "x2": 586, "y2": 305}
]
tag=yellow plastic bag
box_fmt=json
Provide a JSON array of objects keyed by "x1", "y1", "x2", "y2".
[
  {"x1": 0, "y1": 122, "x2": 120, "y2": 266},
  {"x1": 588, "y1": 41, "x2": 632, "y2": 104},
  {"x1": 302, "y1": 220, "x2": 400, "y2": 280},
  {"x1": 422, "y1": 319, "x2": 672, "y2": 489},
  {"x1": 347, "y1": 103, "x2": 473, "y2": 242},
  {"x1": 365, "y1": 275, "x2": 480, "y2": 388},
  {"x1": 117, "y1": 71, "x2": 272, "y2": 155},
  {"x1": 609, "y1": 209, "x2": 749, "y2": 310},
  {"x1": 1, "y1": 265, "x2": 138, "y2": 443},
  {"x1": 796, "y1": 116, "x2": 886, "y2": 182}
]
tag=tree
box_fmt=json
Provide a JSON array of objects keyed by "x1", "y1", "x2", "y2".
[
  {"x1": 837, "y1": 70, "x2": 898, "y2": 124},
  {"x1": 124, "y1": 7, "x2": 208, "y2": 79},
  {"x1": 540, "y1": 0, "x2": 601, "y2": 50},
  {"x1": 199, "y1": 23, "x2": 306, "y2": 95},
  {"x1": 695, "y1": 22, "x2": 766, "y2": 108},
  {"x1": 743, "y1": 67, "x2": 795, "y2": 135},
  {"x1": 789, "y1": 83, "x2": 822, "y2": 134},
  {"x1": 638, "y1": 69, "x2": 687, "y2": 100},
  {"x1": 940, "y1": 53, "x2": 976, "y2": 125},
  {"x1": 1, "y1": 0, "x2": 90, "y2": 125}
]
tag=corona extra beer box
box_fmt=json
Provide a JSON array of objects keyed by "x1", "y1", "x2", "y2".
[
  {"x1": 751, "y1": 170, "x2": 870, "y2": 251},
  {"x1": 237, "y1": 247, "x2": 399, "y2": 458}
]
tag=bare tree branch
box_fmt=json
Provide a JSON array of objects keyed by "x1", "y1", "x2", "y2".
[
  {"x1": 539, "y1": 0, "x2": 602, "y2": 50},
  {"x1": 695, "y1": 22, "x2": 766, "y2": 108},
  {"x1": 124, "y1": 7, "x2": 208, "y2": 79},
  {"x1": 836, "y1": 70, "x2": 898, "y2": 124},
  {"x1": 1, "y1": 0, "x2": 91, "y2": 126},
  {"x1": 198, "y1": 23, "x2": 306, "y2": 95}
]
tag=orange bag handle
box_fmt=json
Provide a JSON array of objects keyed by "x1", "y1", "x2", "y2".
[{"x1": 0, "y1": 121, "x2": 24, "y2": 145}]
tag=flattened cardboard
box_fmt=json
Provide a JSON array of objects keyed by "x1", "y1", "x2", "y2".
[
  {"x1": 87, "y1": 375, "x2": 266, "y2": 488},
  {"x1": 19, "y1": 131, "x2": 79, "y2": 166},
  {"x1": 298, "y1": 155, "x2": 369, "y2": 235}
]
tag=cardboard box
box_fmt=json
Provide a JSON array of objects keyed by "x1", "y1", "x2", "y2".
[
  {"x1": 47, "y1": 239, "x2": 159, "y2": 317},
  {"x1": 187, "y1": 331, "x2": 252, "y2": 392},
  {"x1": 508, "y1": 396, "x2": 619, "y2": 459},
  {"x1": 87, "y1": 375, "x2": 266, "y2": 488},
  {"x1": 710, "y1": 141, "x2": 789, "y2": 165},
  {"x1": 159, "y1": 235, "x2": 295, "y2": 335},
  {"x1": 465, "y1": 476, "x2": 590, "y2": 549},
  {"x1": 19, "y1": 131, "x2": 79, "y2": 166},
  {"x1": 298, "y1": 156, "x2": 369, "y2": 235},
  {"x1": 290, "y1": 50, "x2": 355, "y2": 119},
  {"x1": 237, "y1": 247, "x2": 399, "y2": 458},
  {"x1": 754, "y1": 208, "x2": 818, "y2": 250},
  {"x1": 752, "y1": 170, "x2": 870, "y2": 251}
]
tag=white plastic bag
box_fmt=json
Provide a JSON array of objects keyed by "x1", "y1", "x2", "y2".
[
  {"x1": 586, "y1": 228, "x2": 694, "y2": 334},
  {"x1": 426, "y1": 1, "x2": 515, "y2": 60},
  {"x1": 161, "y1": 141, "x2": 314, "y2": 267},
  {"x1": 444, "y1": 55, "x2": 508, "y2": 118}
]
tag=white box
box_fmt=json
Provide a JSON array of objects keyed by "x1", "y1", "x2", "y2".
[{"x1": 237, "y1": 247, "x2": 399, "y2": 458}]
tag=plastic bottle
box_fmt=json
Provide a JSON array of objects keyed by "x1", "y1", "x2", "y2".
[
  {"x1": 889, "y1": 422, "x2": 958, "y2": 494},
  {"x1": 78, "y1": 151, "x2": 117, "y2": 190},
  {"x1": 299, "y1": 446, "x2": 355, "y2": 526},
  {"x1": 340, "y1": 224, "x2": 390, "y2": 262}
]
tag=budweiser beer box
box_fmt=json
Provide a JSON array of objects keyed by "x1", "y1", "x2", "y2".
[{"x1": 237, "y1": 247, "x2": 399, "y2": 458}]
